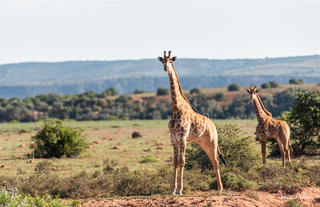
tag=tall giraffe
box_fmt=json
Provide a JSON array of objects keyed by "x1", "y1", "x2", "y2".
[
  {"x1": 247, "y1": 85, "x2": 292, "y2": 167},
  {"x1": 158, "y1": 51, "x2": 223, "y2": 195}
]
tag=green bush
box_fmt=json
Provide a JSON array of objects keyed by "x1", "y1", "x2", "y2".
[
  {"x1": 156, "y1": 88, "x2": 169, "y2": 96},
  {"x1": 285, "y1": 200, "x2": 303, "y2": 207},
  {"x1": 289, "y1": 79, "x2": 304, "y2": 85},
  {"x1": 139, "y1": 155, "x2": 159, "y2": 163},
  {"x1": 261, "y1": 82, "x2": 271, "y2": 89},
  {"x1": 185, "y1": 125, "x2": 260, "y2": 172},
  {"x1": 269, "y1": 81, "x2": 279, "y2": 88},
  {"x1": 211, "y1": 172, "x2": 256, "y2": 191},
  {"x1": 133, "y1": 89, "x2": 145, "y2": 94},
  {"x1": 31, "y1": 119, "x2": 89, "y2": 158},
  {"x1": 214, "y1": 92, "x2": 225, "y2": 101},
  {"x1": 190, "y1": 88, "x2": 201, "y2": 95},
  {"x1": 227, "y1": 83, "x2": 240, "y2": 91},
  {"x1": 283, "y1": 90, "x2": 320, "y2": 155},
  {"x1": 0, "y1": 190, "x2": 79, "y2": 207}
]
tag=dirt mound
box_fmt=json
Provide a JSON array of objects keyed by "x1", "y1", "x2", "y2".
[{"x1": 81, "y1": 187, "x2": 320, "y2": 207}]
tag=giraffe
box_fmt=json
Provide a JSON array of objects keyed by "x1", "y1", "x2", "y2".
[
  {"x1": 158, "y1": 51, "x2": 223, "y2": 195},
  {"x1": 247, "y1": 85, "x2": 292, "y2": 168}
]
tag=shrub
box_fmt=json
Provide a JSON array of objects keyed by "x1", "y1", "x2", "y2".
[
  {"x1": 185, "y1": 125, "x2": 260, "y2": 172},
  {"x1": 190, "y1": 88, "x2": 201, "y2": 95},
  {"x1": 156, "y1": 88, "x2": 169, "y2": 96},
  {"x1": 284, "y1": 90, "x2": 320, "y2": 154},
  {"x1": 261, "y1": 82, "x2": 271, "y2": 89},
  {"x1": 227, "y1": 83, "x2": 240, "y2": 91},
  {"x1": 133, "y1": 89, "x2": 145, "y2": 94},
  {"x1": 269, "y1": 81, "x2": 279, "y2": 88},
  {"x1": 214, "y1": 92, "x2": 225, "y2": 101},
  {"x1": 31, "y1": 119, "x2": 89, "y2": 158},
  {"x1": 289, "y1": 79, "x2": 304, "y2": 85},
  {"x1": 139, "y1": 155, "x2": 159, "y2": 163},
  {"x1": 0, "y1": 190, "x2": 79, "y2": 207},
  {"x1": 285, "y1": 200, "x2": 303, "y2": 207},
  {"x1": 211, "y1": 172, "x2": 256, "y2": 191}
]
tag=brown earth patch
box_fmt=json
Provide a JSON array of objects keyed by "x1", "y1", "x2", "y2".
[{"x1": 80, "y1": 187, "x2": 320, "y2": 207}]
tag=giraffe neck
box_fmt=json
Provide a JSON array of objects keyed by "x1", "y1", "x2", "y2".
[
  {"x1": 252, "y1": 94, "x2": 271, "y2": 123},
  {"x1": 168, "y1": 63, "x2": 190, "y2": 113}
]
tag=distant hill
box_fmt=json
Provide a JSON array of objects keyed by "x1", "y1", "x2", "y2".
[{"x1": 0, "y1": 55, "x2": 319, "y2": 98}]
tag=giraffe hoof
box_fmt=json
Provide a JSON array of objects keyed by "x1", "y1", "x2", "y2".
[{"x1": 175, "y1": 190, "x2": 183, "y2": 195}]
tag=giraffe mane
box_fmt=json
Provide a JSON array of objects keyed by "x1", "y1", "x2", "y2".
[
  {"x1": 171, "y1": 64, "x2": 190, "y2": 104},
  {"x1": 256, "y1": 93, "x2": 272, "y2": 117}
]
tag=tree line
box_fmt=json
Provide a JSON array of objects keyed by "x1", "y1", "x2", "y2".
[{"x1": 0, "y1": 86, "x2": 298, "y2": 122}]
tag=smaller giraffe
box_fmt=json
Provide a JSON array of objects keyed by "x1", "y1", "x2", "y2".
[{"x1": 247, "y1": 85, "x2": 292, "y2": 167}]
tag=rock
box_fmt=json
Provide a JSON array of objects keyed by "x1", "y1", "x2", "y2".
[{"x1": 132, "y1": 131, "x2": 142, "y2": 138}]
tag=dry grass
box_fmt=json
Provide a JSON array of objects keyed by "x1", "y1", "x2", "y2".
[{"x1": 0, "y1": 119, "x2": 256, "y2": 177}]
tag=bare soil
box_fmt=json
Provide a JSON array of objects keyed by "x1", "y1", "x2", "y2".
[{"x1": 81, "y1": 187, "x2": 320, "y2": 207}]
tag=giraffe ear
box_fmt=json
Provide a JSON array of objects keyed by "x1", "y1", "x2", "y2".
[
  {"x1": 158, "y1": 57, "x2": 163, "y2": 62},
  {"x1": 246, "y1": 89, "x2": 250, "y2": 94},
  {"x1": 172, "y1": 56, "x2": 177, "y2": 62}
]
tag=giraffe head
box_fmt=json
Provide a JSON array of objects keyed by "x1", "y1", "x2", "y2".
[
  {"x1": 247, "y1": 85, "x2": 259, "y2": 101},
  {"x1": 158, "y1": 50, "x2": 177, "y2": 72}
]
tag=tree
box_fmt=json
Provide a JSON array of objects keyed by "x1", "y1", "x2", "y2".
[
  {"x1": 269, "y1": 81, "x2": 278, "y2": 88},
  {"x1": 214, "y1": 92, "x2": 224, "y2": 101},
  {"x1": 190, "y1": 88, "x2": 201, "y2": 95},
  {"x1": 227, "y1": 84, "x2": 240, "y2": 91},
  {"x1": 134, "y1": 89, "x2": 145, "y2": 94},
  {"x1": 156, "y1": 88, "x2": 169, "y2": 96},
  {"x1": 261, "y1": 82, "x2": 271, "y2": 89},
  {"x1": 284, "y1": 90, "x2": 320, "y2": 154},
  {"x1": 289, "y1": 79, "x2": 304, "y2": 85}
]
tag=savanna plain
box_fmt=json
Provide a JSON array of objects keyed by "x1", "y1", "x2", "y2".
[{"x1": 1, "y1": 119, "x2": 320, "y2": 207}]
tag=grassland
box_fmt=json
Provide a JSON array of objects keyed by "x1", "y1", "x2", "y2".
[{"x1": 0, "y1": 119, "x2": 257, "y2": 177}]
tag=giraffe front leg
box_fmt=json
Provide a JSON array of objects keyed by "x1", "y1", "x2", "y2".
[
  {"x1": 260, "y1": 139, "x2": 267, "y2": 165},
  {"x1": 171, "y1": 144, "x2": 179, "y2": 195},
  {"x1": 176, "y1": 138, "x2": 187, "y2": 195}
]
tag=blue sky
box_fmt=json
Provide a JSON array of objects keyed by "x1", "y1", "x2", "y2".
[{"x1": 0, "y1": 0, "x2": 319, "y2": 64}]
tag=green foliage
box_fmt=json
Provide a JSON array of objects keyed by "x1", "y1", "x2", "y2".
[
  {"x1": 0, "y1": 190, "x2": 79, "y2": 207},
  {"x1": 31, "y1": 119, "x2": 89, "y2": 158},
  {"x1": 211, "y1": 172, "x2": 256, "y2": 191},
  {"x1": 261, "y1": 81, "x2": 278, "y2": 89},
  {"x1": 139, "y1": 155, "x2": 159, "y2": 163},
  {"x1": 261, "y1": 82, "x2": 271, "y2": 89},
  {"x1": 227, "y1": 83, "x2": 240, "y2": 91},
  {"x1": 285, "y1": 200, "x2": 303, "y2": 207},
  {"x1": 269, "y1": 81, "x2": 279, "y2": 88},
  {"x1": 190, "y1": 88, "x2": 201, "y2": 95},
  {"x1": 213, "y1": 92, "x2": 224, "y2": 101},
  {"x1": 101, "y1": 87, "x2": 118, "y2": 96},
  {"x1": 285, "y1": 90, "x2": 320, "y2": 154},
  {"x1": 133, "y1": 89, "x2": 145, "y2": 94},
  {"x1": 289, "y1": 79, "x2": 304, "y2": 85},
  {"x1": 156, "y1": 88, "x2": 169, "y2": 96},
  {"x1": 185, "y1": 125, "x2": 260, "y2": 172}
]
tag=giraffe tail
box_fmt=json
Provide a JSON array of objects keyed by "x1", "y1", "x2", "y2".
[{"x1": 218, "y1": 146, "x2": 227, "y2": 166}]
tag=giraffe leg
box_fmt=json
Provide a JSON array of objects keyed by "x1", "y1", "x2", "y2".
[
  {"x1": 200, "y1": 142, "x2": 223, "y2": 195},
  {"x1": 277, "y1": 139, "x2": 285, "y2": 167},
  {"x1": 284, "y1": 142, "x2": 292, "y2": 168},
  {"x1": 176, "y1": 139, "x2": 186, "y2": 195},
  {"x1": 260, "y1": 140, "x2": 267, "y2": 165},
  {"x1": 171, "y1": 144, "x2": 179, "y2": 195}
]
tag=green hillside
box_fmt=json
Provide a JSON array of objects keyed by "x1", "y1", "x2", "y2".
[{"x1": 0, "y1": 55, "x2": 319, "y2": 98}]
